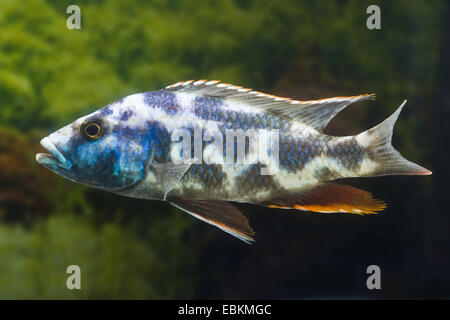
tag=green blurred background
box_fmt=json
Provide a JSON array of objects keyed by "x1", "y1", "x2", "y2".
[{"x1": 0, "y1": 0, "x2": 448, "y2": 299}]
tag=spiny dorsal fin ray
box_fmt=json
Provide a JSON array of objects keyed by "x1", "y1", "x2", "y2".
[
  {"x1": 165, "y1": 80, "x2": 375, "y2": 132},
  {"x1": 260, "y1": 183, "x2": 386, "y2": 214},
  {"x1": 169, "y1": 198, "x2": 255, "y2": 244}
]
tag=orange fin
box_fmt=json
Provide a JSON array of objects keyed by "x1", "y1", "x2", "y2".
[
  {"x1": 263, "y1": 183, "x2": 386, "y2": 215},
  {"x1": 170, "y1": 199, "x2": 255, "y2": 243}
]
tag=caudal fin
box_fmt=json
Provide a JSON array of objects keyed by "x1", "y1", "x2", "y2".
[{"x1": 356, "y1": 100, "x2": 432, "y2": 177}]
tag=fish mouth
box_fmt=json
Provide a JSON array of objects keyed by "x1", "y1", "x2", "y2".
[{"x1": 36, "y1": 137, "x2": 71, "y2": 170}]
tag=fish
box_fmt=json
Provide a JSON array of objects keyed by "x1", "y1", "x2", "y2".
[{"x1": 36, "y1": 80, "x2": 432, "y2": 243}]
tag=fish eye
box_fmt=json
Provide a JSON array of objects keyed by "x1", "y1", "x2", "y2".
[{"x1": 81, "y1": 118, "x2": 106, "y2": 141}]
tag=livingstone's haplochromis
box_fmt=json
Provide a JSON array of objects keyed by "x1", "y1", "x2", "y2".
[{"x1": 37, "y1": 80, "x2": 431, "y2": 243}]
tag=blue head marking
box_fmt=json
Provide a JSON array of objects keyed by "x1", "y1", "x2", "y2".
[
  {"x1": 37, "y1": 105, "x2": 152, "y2": 192},
  {"x1": 146, "y1": 120, "x2": 171, "y2": 163}
]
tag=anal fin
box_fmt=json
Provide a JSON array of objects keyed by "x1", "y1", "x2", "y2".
[
  {"x1": 170, "y1": 199, "x2": 255, "y2": 243},
  {"x1": 262, "y1": 183, "x2": 386, "y2": 215}
]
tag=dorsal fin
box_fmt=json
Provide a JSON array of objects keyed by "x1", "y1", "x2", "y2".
[{"x1": 165, "y1": 80, "x2": 375, "y2": 132}]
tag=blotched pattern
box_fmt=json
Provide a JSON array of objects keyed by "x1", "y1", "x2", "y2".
[
  {"x1": 145, "y1": 91, "x2": 181, "y2": 115},
  {"x1": 326, "y1": 138, "x2": 364, "y2": 170},
  {"x1": 184, "y1": 164, "x2": 226, "y2": 188},
  {"x1": 235, "y1": 164, "x2": 277, "y2": 196}
]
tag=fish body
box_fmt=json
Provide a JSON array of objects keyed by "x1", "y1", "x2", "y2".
[{"x1": 37, "y1": 80, "x2": 431, "y2": 243}]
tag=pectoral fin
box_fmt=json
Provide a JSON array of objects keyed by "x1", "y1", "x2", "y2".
[
  {"x1": 262, "y1": 183, "x2": 386, "y2": 214},
  {"x1": 152, "y1": 160, "x2": 195, "y2": 199},
  {"x1": 170, "y1": 199, "x2": 255, "y2": 243}
]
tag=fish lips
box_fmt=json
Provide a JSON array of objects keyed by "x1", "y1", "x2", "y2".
[{"x1": 36, "y1": 137, "x2": 72, "y2": 171}]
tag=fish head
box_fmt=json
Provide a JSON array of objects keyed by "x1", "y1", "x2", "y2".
[{"x1": 36, "y1": 99, "x2": 152, "y2": 191}]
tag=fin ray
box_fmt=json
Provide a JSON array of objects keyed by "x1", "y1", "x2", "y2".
[
  {"x1": 356, "y1": 100, "x2": 432, "y2": 176},
  {"x1": 262, "y1": 183, "x2": 386, "y2": 215},
  {"x1": 166, "y1": 80, "x2": 374, "y2": 132},
  {"x1": 170, "y1": 199, "x2": 255, "y2": 243},
  {"x1": 152, "y1": 159, "x2": 195, "y2": 200}
]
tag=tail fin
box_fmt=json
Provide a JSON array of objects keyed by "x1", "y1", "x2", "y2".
[{"x1": 356, "y1": 100, "x2": 432, "y2": 176}]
